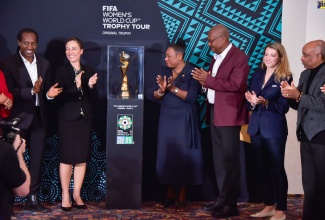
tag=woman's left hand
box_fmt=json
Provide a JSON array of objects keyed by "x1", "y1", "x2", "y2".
[
  {"x1": 88, "y1": 73, "x2": 98, "y2": 88},
  {"x1": 0, "y1": 93, "x2": 13, "y2": 109},
  {"x1": 166, "y1": 76, "x2": 175, "y2": 91},
  {"x1": 4, "y1": 97, "x2": 13, "y2": 109}
]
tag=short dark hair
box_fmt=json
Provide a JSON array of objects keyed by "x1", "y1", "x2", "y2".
[
  {"x1": 66, "y1": 37, "x2": 84, "y2": 49},
  {"x1": 17, "y1": 28, "x2": 39, "y2": 42},
  {"x1": 168, "y1": 38, "x2": 186, "y2": 58}
]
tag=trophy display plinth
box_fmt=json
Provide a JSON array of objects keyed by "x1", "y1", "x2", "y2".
[{"x1": 106, "y1": 46, "x2": 144, "y2": 209}]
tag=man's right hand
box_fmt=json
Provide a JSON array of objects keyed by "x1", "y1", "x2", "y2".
[{"x1": 32, "y1": 76, "x2": 43, "y2": 94}]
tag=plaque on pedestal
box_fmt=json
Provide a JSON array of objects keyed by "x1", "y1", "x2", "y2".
[{"x1": 106, "y1": 46, "x2": 144, "y2": 209}]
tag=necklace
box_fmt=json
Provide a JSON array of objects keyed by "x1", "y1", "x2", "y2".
[
  {"x1": 73, "y1": 65, "x2": 84, "y2": 95},
  {"x1": 173, "y1": 62, "x2": 186, "y2": 75}
]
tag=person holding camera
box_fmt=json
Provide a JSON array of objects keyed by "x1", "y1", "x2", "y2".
[{"x1": 0, "y1": 135, "x2": 29, "y2": 220}]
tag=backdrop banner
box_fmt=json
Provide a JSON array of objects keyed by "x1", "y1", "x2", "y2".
[{"x1": 0, "y1": 0, "x2": 282, "y2": 203}]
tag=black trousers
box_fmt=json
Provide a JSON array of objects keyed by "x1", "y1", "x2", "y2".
[
  {"x1": 210, "y1": 107, "x2": 241, "y2": 206},
  {"x1": 300, "y1": 140, "x2": 325, "y2": 220},
  {"x1": 21, "y1": 108, "x2": 46, "y2": 195},
  {"x1": 250, "y1": 134, "x2": 288, "y2": 211}
]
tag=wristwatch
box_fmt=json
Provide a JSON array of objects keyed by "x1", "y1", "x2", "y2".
[{"x1": 174, "y1": 88, "x2": 179, "y2": 94}]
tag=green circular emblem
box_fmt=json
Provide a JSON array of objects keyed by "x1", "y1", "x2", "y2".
[{"x1": 118, "y1": 115, "x2": 133, "y2": 130}]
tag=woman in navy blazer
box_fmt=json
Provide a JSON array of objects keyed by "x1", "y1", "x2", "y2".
[{"x1": 245, "y1": 42, "x2": 292, "y2": 220}]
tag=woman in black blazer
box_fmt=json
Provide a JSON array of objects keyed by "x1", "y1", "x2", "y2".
[{"x1": 55, "y1": 37, "x2": 98, "y2": 211}]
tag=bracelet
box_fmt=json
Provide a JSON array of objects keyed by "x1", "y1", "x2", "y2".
[
  {"x1": 296, "y1": 92, "x2": 303, "y2": 102},
  {"x1": 263, "y1": 99, "x2": 268, "y2": 107},
  {"x1": 157, "y1": 89, "x2": 165, "y2": 96},
  {"x1": 15, "y1": 139, "x2": 24, "y2": 153}
]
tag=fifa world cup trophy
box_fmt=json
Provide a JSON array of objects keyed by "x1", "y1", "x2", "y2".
[{"x1": 119, "y1": 51, "x2": 130, "y2": 98}]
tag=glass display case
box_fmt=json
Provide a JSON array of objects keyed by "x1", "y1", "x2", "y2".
[{"x1": 107, "y1": 46, "x2": 144, "y2": 99}]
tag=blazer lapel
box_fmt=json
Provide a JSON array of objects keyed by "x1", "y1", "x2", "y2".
[
  {"x1": 298, "y1": 68, "x2": 312, "y2": 94},
  {"x1": 15, "y1": 54, "x2": 33, "y2": 86},
  {"x1": 262, "y1": 73, "x2": 275, "y2": 90},
  {"x1": 36, "y1": 55, "x2": 42, "y2": 79},
  {"x1": 308, "y1": 65, "x2": 325, "y2": 95},
  {"x1": 218, "y1": 46, "x2": 234, "y2": 70},
  {"x1": 251, "y1": 70, "x2": 264, "y2": 95}
]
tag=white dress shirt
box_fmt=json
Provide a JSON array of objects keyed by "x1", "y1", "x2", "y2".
[
  {"x1": 207, "y1": 43, "x2": 233, "y2": 104},
  {"x1": 20, "y1": 52, "x2": 39, "y2": 106}
]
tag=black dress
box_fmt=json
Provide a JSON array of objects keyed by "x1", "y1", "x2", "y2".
[
  {"x1": 155, "y1": 63, "x2": 204, "y2": 185},
  {"x1": 55, "y1": 63, "x2": 98, "y2": 164}
]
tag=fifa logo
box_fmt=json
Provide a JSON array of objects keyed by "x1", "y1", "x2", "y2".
[{"x1": 317, "y1": 1, "x2": 325, "y2": 9}]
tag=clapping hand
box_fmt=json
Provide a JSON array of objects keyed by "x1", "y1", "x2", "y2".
[
  {"x1": 191, "y1": 68, "x2": 210, "y2": 85},
  {"x1": 88, "y1": 73, "x2": 98, "y2": 88},
  {"x1": 0, "y1": 93, "x2": 13, "y2": 109},
  {"x1": 166, "y1": 76, "x2": 176, "y2": 91},
  {"x1": 321, "y1": 84, "x2": 325, "y2": 94},
  {"x1": 245, "y1": 91, "x2": 262, "y2": 106},
  {"x1": 47, "y1": 83, "x2": 62, "y2": 98},
  {"x1": 280, "y1": 81, "x2": 300, "y2": 99},
  {"x1": 156, "y1": 75, "x2": 167, "y2": 92},
  {"x1": 4, "y1": 97, "x2": 13, "y2": 109},
  {"x1": 33, "y1": 77, "x2": 42, "y2": 94}
]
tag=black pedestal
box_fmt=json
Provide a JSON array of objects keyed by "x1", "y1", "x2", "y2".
[{"x1": 105, "y1": 98, "x2": 143, "y2": 209}]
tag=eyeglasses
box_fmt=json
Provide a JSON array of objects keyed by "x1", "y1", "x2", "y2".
[{"x1": 208, "y1": 35, "x2": 223, "y2": 44}]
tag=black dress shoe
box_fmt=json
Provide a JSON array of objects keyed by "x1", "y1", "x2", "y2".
[
  {"x1": 212, "y1": 205, "x2": 239, "y2": 218},
  {"x1": 163, "y1": 198, "x2": 176, "y2": 208},
  {"x1": 61, "y1": 206, "x2": 72, "y2": 212},
  {"x1": 71, "y1": 197, "x2": 87, "y2": 209},
  {"x1": 175, "y1": 201, "x2": 187, "y2": 212},
  {"x1": 201, "y1": 201, "x2": 224, "y2": 213},
  {"x1": 25, "y1": 195, "x2": 52, "y2": 213}
]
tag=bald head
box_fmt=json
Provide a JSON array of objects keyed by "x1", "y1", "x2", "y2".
[
  {"x1": 210, "y1": 24, "x2": 230, "y2": 40},
  {"x1": 304, "y1": 40, "x2": 325, "y2": 56},
  {"x1": 301, "y1": 40, "x2": 325, "y2": 69},
  {"x1": 208, "y1": 24, "x2": 230, "y2": 54}
]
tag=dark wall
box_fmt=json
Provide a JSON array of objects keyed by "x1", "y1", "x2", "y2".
[
  {"x1": 0, "y1": 0, "x2": 170, "y2": 202},
  {"x1": 0, "y1": 0, "x2": 282, "y2": 202}
]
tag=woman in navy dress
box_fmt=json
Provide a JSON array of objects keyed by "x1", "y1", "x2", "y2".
[
  {"x1": 245, "y1": 42, "x2": 292, "y2": 220},
  {"x1": 153, "y1": 39, "x2": 203, "y2": 211}
]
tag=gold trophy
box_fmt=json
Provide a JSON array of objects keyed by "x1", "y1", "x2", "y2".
[{"x1": 119, "y1": 51, "x2": 130, "y2": 98}]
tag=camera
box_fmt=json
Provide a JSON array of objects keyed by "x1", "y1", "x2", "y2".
[
  {"x1": 0, "y1": 118, "x2": 21, "y2": 144},
  {"x1": 0, "y1": 113, "x2": 33, "y2": 144}
]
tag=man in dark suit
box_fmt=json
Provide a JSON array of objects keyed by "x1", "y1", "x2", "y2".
[
  {"x1": 0, "y1": 28, "x2": 62, "y2": 212},
  {"x1": 280, "y1": 40, "x2": 325, "y2": 220},
  {"x1": 192, "y1": 24, "x2": 249, "y2": 218}
]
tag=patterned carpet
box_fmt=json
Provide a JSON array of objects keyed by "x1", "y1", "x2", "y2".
[{"x1": 12, "y1": 195, "x2": 303, "y2": 220}]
